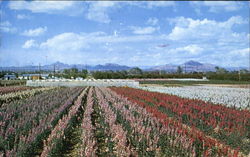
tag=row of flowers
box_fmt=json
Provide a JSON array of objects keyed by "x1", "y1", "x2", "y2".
[
  {"x1": 0, "y1": 87, "x2": 84, "y2": 157},
  {"x1": 1, "y1": 86, "x2": 248, "y2": 156},
  {"x1": 101, "y1": 87, "x2": 197, "y2": 156},
  {"x1": 115, "y1": 87, "x2": 249, "y2": 134},
  {"x1": 111, "y1": 87, "x2": 248, "y2": 156},
  {"x1": 95, "y1": 87, "x2": 131, "y2": 156},
  {"x1": 0, "y1": 86, "x2": 32, "y2": 95},
  {"x1": 79, "y1": 87, "x2": 97, "y2": 156},
  {"x1": 45, "y1": 87, "x2": 197, "y2": 156},
  {"x1": 139, "y1": 86, "x2": 250, "y2": 110},
  {"x1": 41, "y1": 88, "x2": 88, "y2": 157},
  {"x1": 0, "y1": 87, "x2": 54, "y2": 106}
]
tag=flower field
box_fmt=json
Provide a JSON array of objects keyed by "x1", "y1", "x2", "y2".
[
  {"x1": 0, "y1": 86, "x2": 249, "y2": 156},
  {"x1": 139, "y1": 86, "x2": 250, "y2": 110},
  {"x1": 0, "y1": 87, "x2": 54, "y2": 107},
  {"x1": 0, "y1": 86, "x2": 32, "y2": 95}
]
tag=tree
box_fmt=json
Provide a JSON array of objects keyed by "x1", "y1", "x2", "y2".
[
  {"x1": 63, "y1": 68, "x2": 86, "y2": 79},
  {"x1": 215, "y1": 66, "x2": 228, "y2": 74},
  {"x1": 177, "y1": 66, "x2": 183, "y2": 74},
  {"x1": 63, "y1": 69, "x2": 70, "y2": 74},
  {"x1": 215, "y1": 66, "x2": 220, "y2": 71},
  {"x1": 70, "y1": 68, "x2": 78, "y2": 74},
  {"x1": 240, "y1": 69, "x2": 249, "y2": 74},
  {"x1": 128, "y1": 67, "x2": 143, "y2": 75},
  {"x1": 81, "y1": 69, "x2": 88, "y2": 75}
]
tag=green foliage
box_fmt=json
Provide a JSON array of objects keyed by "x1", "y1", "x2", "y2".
[
  {"x1": 177, "y1": 66, "x2": 183, "y2": 74},
  {"x1": 48, "y1": 94, "x2": 87, "y2": 157},
  {"x1": 90, "y1": 67, "x2": 249, "y2": 81},
  {"x1": 128, "y1": 67, "x2": 143, "y2": 75},
  {"x1": 18, "y1": 129, "x2": 51, "y2": 157},
  {"x1": 61, "y1": 68, "x2": 88, "y2": 79},
  {"x1": 215, "y1": 66, "x2": 228, "y2": 74},
  {"x1": 206, "y1": 73, "x2": 250, "y2": 81},
  {"x1": 92, "y1": 99, "x2": 115, "y2": 156},
  {"x1": 92, "y1": 70, "x2": 128, "y2": 79},
  {"x1": 92, "y1": 71, "x2": 204, "y2": 79}
]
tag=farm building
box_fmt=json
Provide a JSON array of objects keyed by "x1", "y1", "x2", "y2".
[
  {"x1": 4, "y1": 74, "x2": 16, "y2": 80},
  {"x1": 19, "y1": 74, "x2": 49, "y2": 80}
]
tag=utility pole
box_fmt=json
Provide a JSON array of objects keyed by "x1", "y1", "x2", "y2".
[
  {"x1": 39, "y1": 63, "x2": 41, "y2": 80},
  {"x1": 45, "y1": 56, "x2": 48, "y2": 72},
  {"x1": 45, "y1": 56, "x2": 48, "y2": 65},
  {"x1": 184, "y1": 63, "x2": 186, "y2": 74},
  {"x1": 31, "y1": 62, "x2": 34, "y2": 72},
  {"x1": 238, "y1": 67, "x2": 241, "y2": 81},
  {"x1": 53, "y1": 64, "x2": 56, "y2": 79}
]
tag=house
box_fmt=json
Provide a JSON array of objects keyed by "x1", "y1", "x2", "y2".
[
  {"x1": 75, "y1": 77, "x2": 84, "y2": 80},
  {"x1": 19, "y1": 74, "x2": 50, "y2": 80},
  {"x1": 4, "y1": 74, "x2": 16, "y2": 80}
]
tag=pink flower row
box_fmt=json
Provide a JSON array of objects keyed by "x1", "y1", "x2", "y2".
[
  {"x1": 95, "y1": 87, "x2": 130, "y2": 156},
  {"x1": 79, "y1": 87, "x2": 97, "y2": 156},
  {"x1": 101, "y1": 87, "x2": 194, "y2": 155},
  {"x1": 40, "y1": 88, "x2": 88, "y2": 157}
]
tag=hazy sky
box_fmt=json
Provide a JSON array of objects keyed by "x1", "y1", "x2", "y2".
[{"x1": 0, "y1": 1, "x2": 249, "y2": 67}]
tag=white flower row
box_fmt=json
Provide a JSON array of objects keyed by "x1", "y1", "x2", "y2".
[
  {"x1": 0, "y1": 87, "x2": 54, "y2": 105},
  {"x1": 139, "y1": 86, "x2": 250, "y2": 110}
]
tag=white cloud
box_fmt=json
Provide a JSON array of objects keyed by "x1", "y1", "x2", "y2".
[
  {"x1": 9, "y1": 1, "x2": 175, "y2": 23},
  {"x1": 146, "y1": 17, "x2": 159, "y2": 25},
  {"x1": 86, "y1": 1, "x2": 118, "y2": 23},
  {"x1": 22, "y1": 39, "x2": 38, "y2": 49},
  {"x1": 17, "y1": 14, "x2": 31, "y2": 20},
  {"x1": 166, "y1": 16, "x2": 249, "y2": 66},
  {"x1": 130, "y1": 26, "x2": 158, "y2": 35},
  {"x1": 146, "y1": 1, "x2": 175, "y2": 8},
  {"x1": 175, "y1": 45, "x2": 204, "y2": 55},
  {"x1": 190, "y1": 1, "x2": 243, "y2": 13},
  {"x1": 9, "y1": 1, "x2": 75, "y2": 12},
  {"x1": 9, "y1": 1, "x2": 83, "y2": 15},
  {"x1": 40, "y1": 32, "x2": 88, "y2": 51},
  {"x1": 0, "y1": 21, "x2": 17, "y2": 33},
  {"x1": 168, "y1": 16, "x2": 247, "y2": 42},
  {"x1": 204, "y1": 1, "x2": 243, "y2": 12},
  {"x1": 0, "y1": 21, "x2": 11, "y2": 27},
  {"x1": 129, "y1": 1, "x2": 175, "y2": 9},
  {"x1": 85, "y1": 1, "x2": 175, "y2": 23},
  {"x1": 230, "y1": 48, "x2": 250, "y2": 57},
  {"x1": 21, "y1": 27, "x2": 47, "y2": 37},
  {"x1": 39, "y1": 32, "x2": 168, "y2": 52}
]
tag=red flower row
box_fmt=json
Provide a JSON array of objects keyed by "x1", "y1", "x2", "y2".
[{"x1": 111, "y1": 87, "x2": 247, "y2": 157}]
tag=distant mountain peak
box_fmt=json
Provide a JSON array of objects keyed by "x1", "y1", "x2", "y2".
[
  {"x1": 2, "y1": 60, "x2": 243, "y2": 72},
  {"x1": 104, "y1": 63, "x2": 120, "y2": 66},
  {"x1": 53, "y1": 61, "x2": 65, "y2": 65},
  {"x1": 184, "y1": 60, "x2": 203, "y2": 66}
]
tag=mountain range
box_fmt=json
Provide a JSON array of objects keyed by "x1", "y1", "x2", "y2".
[
  {"x1": 0, "y1": 61, "x2": 247, "y2": 72},
  {"x1": 0, "y1": 62, "x2": 131, "y2": 72},
  {"x1": 148, "y1": 60, "x2": 217, "y2": 72}
]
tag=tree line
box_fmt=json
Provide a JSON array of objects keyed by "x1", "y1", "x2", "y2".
[{"x1": 1, "y1": 66, "x2": 249, "y2": 81}]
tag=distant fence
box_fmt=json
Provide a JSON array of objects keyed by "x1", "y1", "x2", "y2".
[
  {"x1": 135, "y1": 78, "x2": 209, "y2": 82},
  {"x1": 26, "y1": 79, "x2": 139, "y2": 87}
]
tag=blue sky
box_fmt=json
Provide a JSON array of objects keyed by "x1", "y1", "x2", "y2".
[{"x1": 0, "y1": 1, "x2": 249, "y2": 67}]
